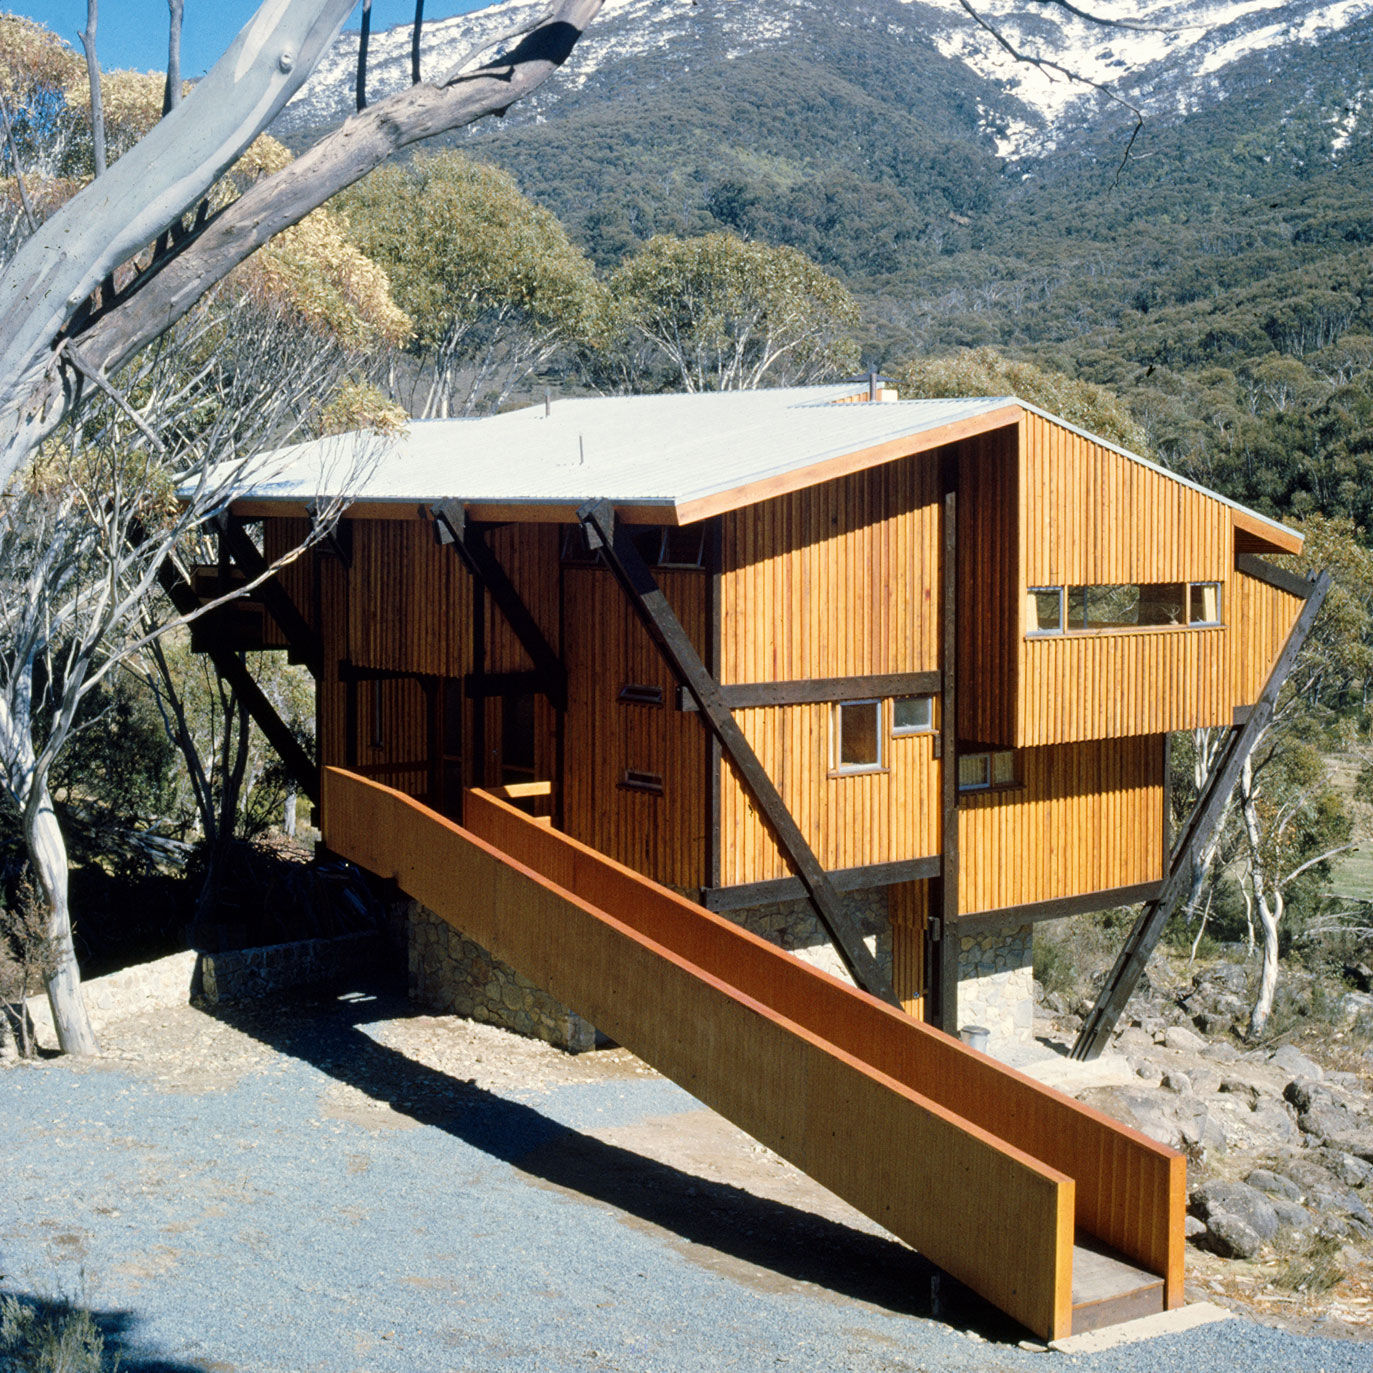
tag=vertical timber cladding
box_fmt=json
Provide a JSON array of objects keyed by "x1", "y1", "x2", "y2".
[
  {"x1": 1231, "y1": 571, "x2": 1306, "y2": 707},
  {"x1": 956, "y1": 426, "x2": 1019, "y2": 746},
  {"x1": 716, "y1": 453, "x2": 942, "y2": 886},
  {"x1": 561, "y1": 563, "x2": 710, "y2": 890},
  {"x1": 1018, "y1": 411, "x2": 1235, "y2": 745},
  {"x1": 264, "y1": 514, "x2": 477, "y2": 800},
  {"x1": 957, "y1": 736, "x2": 1166, "y2": 915},
  {"x1": 479, "y1": 524, "x2": 561, "y2": 789}
]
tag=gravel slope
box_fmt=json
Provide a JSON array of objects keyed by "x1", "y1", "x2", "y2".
[{"x1": 2, "y1": 988, "x2": 1368, "y2": 1372}]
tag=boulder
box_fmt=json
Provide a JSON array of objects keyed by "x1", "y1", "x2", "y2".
[
  {"x1": 1339, "y1": 991, "x2": 1373, "y2": 1025},
  {"x1": 1245, "y1": 1168, "x2": 1303, "y2": 1202},
  {"x1": 1190, "y1": 1178, "x2": 1280, "y2": 1242},
  {"x1": 1318, "y1": 1149, "x2": 1373, "y2": 1187},
  {"x1": 1283, "y1": 1077, "x2": 1330, "y2": 1114},
  {"x1": 1203, "y1": 1041, "x2": 1241, "y2": 1064},
  {"x1": 1269, "y1": 1045, "x2": 1324, "y2": 1080},
  {"x1": 1164, "y1": 1025, "x2": 1207, "y2": 1053},
  {"x1": 1250, "y1": 1101, "x2": 1300, "y2": 1147},
  {"x1": 1185, "y1": 1214, "x2": 1207, "y2": 1240},
  {"x1": 1162, "y1": 1070, "x2": 1192, "y2": 1094},
  {"x1": 1345, "y1": 961, "x2": 1373, "y2": 994},
  {"x1": 1269, "y1": 1197, "x2": 1314, "y2": 1232},
  {"x1": 1203, "y1": 1212, "x2": 1264, "y2": 1260}
]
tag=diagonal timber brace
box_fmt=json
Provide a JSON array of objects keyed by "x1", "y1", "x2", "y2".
[
  {"x1": 213, "y1": 514, "x2": 323, "y2": 679},
  {"x1": 158, "y1": 556, "x2": 319, "y2": 805},
  {"x1": 1071, "y1": 569, "x2": 1332, "y2": 1060},
  {"x1": 431, "y1": 501, "x2": 566, "y2": 711},
  {"x1": 579, "y1": 499, "x2": 897, "y2": 1005}
]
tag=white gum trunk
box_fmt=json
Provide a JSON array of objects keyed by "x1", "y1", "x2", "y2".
[{"x1": 27, "y1": 783, "x2": 99, "y2": 1055}]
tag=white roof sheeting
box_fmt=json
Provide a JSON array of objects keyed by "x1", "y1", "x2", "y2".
[{"x1": 225, "y1": 384, "x2": 1297, "y2": 545}]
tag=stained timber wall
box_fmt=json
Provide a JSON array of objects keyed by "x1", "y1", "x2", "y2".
[
  {"x1": 957, "y1": 736, "x2": 1166, "y2": 916},
  {"x1": 715, "y1": 455, "x2": 943, "y2": 885},
  {"x1": 561, "y1": 566, "x2": 710, "y2": 890},
  {"x1": 1230, "y1": 569, "x2": 1305, "y2": 706}
]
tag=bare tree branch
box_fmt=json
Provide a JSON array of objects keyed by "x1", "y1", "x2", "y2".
[{"x1": 78, "y1": 0, "x2": 106, "y2": 179}]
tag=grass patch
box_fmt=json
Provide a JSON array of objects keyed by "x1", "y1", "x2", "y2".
[{"x1": 0, "y1": 1293, "x2": 111, "y2": 1373}]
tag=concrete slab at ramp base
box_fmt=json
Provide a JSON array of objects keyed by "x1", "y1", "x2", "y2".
[{"x1": 1052, "y1": 1302, "x2": 1235, "y2": 1354}]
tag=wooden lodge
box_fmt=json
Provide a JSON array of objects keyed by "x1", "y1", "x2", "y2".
[
  {"x1": 198, "y1": 381, "x2": 1315, "y2": 1048},
  {"x1": 182, "y1": 382, "x2": 1327, "y2": 1338}
]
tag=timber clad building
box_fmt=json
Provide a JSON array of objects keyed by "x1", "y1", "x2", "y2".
[{"x1": 210, "y1": 383, "x2": 1310, "y2": 1048}]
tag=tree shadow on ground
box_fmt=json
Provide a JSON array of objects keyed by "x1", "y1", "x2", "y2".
[
  {"x1": 203, "y1": 981, "x2": 1030, "y2": 1346},
  {"x1": 0, "y1": 1291, "x2": 210, "y2": 1372}
]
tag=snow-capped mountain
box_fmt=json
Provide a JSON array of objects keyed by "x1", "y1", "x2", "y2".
[{"x1": 277, "y1": 0, "x2": 1373, "y2": 159}]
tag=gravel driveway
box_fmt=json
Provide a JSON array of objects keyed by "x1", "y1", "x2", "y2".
[{"x1": 1, "y1": 981, "x2": 1368, "y2": 1372}]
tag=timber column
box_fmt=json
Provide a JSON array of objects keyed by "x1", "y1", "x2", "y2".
[{"x1": 930, "y1": 463, "x2": 959, "y2": 1032}]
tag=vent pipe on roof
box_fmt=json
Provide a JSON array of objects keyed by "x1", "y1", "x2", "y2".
[
  {"x1": 545, "y1": 388, "x2": 552, "y2": 416},
  {"x1": 835, "y1": 370, "x2": 899, "y2": 404}
]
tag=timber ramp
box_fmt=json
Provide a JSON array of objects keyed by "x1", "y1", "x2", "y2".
[{"x1": 323, "y1": 768, "x2": 1184, "y2": 1342}]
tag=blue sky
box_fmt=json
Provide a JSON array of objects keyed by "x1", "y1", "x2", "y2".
[{"x1": 12, "y1": 3, "x2": 494, "y2": 77}]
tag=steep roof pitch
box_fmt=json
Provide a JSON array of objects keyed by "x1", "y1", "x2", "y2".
[{"x1": 226, "y1": 384, "x2": 1301, "y2": 552}]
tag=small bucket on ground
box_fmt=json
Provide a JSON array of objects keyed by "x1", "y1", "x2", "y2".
[{"x1": 959, "y1": 1025, "x2": 990, "y2": 1053}]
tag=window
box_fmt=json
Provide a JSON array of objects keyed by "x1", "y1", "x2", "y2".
[
  {"x1": 1027, "y1": 587, "x2": 1063, "y2": 634},
  {"x1": 892, "y1": 694, "x2": 934, "y2": 734},
  {"x1": 1190, "y1": 581, "x2": 1222, "y2": 625},
  {"x1": 831, "y1": 700, "x2": 882, "y2": 773},
  {"x1": 560, "y1": 524, "x2": 602, "y2": 566},
  {"x1": 1030, "y1": 581, "x2": 1223, "y2": 633},
  {"x1": 957, "y1": 749, "x2": 1017, "y2": 792},
  {"x1": 619, "y1": 769, "x2": 664, "y2": 795},
  {"x1": 658, "y1": 526, "x2": 706, "y2": 569}
]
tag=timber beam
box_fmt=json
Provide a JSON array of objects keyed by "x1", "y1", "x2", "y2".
[
  {"x1": 158, "y1": 556, "x2": 319, "y2": 805},
  {"x1": 1071, "y1": 570, "x2": 1332, "y2": 1060},
  {"x1": 579, "y1": 498, "x2": 897, "y2": 1005},
  {"x1": 214, "y1": 514, "x2": 324, "y2": 679},
  {"x1": 431, "y1": 501, "x2": 566, "y2": 711},
  {"x1": 677, "y1": 671, "x2": 941, "y2": 712}
]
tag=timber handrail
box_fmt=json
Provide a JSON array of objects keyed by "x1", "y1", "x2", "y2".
[
  {"x1": 461, "y1": 786, "x2": 1185, "y2": 1303},
  {"x1": 323, "y1": 768, "x2": 1184, "y2": 1339}
]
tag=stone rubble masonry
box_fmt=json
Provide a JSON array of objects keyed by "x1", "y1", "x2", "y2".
[
  {"x1": 956, "y1": 924, "x2": 1035, "y2": 1052},
  {"x1": 20, "y1": 933, "x2": 383, "y2": 1050},
  {"x1": 407, "y1": 901, "x2": 597, "y2": 1052},
  {"x1": 719, "y1": 887, "x2": 892, "y2": 987}
]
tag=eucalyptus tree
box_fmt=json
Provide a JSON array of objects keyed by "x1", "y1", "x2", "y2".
[
  {"x1": 608, "y1": 232, "x2": 860, "y2": 393},
  {"x1": 339, "y1": 151, "x2": 601, "y2": 417}
]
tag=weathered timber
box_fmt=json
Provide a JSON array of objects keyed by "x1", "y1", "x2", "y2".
[
  {"x1": 1071, "y1": 571, "x2": 1331, "y2": 1060},
  {"x1": 431, "y1": 502, "x2": 566, "y2": 710},
  {"x1": 158, "y1": 557, "x2": 318, "y2": 804},
  {"x1": 1236, "y1": 552, "x2": 1317, "y2": 601},
  {"x1": 579, "y1": 498, "x2": 896, "y2": 1004},
  {"x1": 700, "y1": 856, "x2": 942, "y2": 912},
  {"x1": 677, "y1": 671, "x2": 941, "y2": 712},
  {"x1": 954, "y1": 882, "x2": 1164, "y2": 937},
  {"x1": 935, "y1": 479, "x2": 959, "y2": 1032}
]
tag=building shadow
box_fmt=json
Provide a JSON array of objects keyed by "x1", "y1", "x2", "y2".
[{"x1": 202, "y1": 983, "x2": 1030, "y2": 1345}]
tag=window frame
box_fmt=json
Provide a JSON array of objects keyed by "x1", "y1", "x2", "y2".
[
  {"x1": 1025, "y1": 580, "x2": 1227, "y2": 636},
  {"x1": 1026, "y1": 586, "x2": 1066, "y2": 636},
  {"x1": 957, "y1": 748, "x2": 1019, "y2": 795},
  {"x1": 1188, "y1": 581, "x2": 1223, "y2": 626},
  {"x1": 891, "y1": 693, "x2": 935, "y2": 736},
  {"x1": 829, "y1": 698, "x2": 884, "y2": 776}
]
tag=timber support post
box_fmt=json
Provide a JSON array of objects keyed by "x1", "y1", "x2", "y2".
[
  {"x1": 932, "y1": 475, "x2": 959, "y2": 1033},
  {"x1": 213, "y1": 513, "x2": 324, "y2": 678},
  {"x1": 431, "y1": 500, "x2": 566, "y2": 711},
  {"x1": 1071, "y1": 569, "x2": 1332, "y2": 1060},
  {"x1": 157, "y1": 555, "x2": 319, "y2": 805},
  {"x1": 579, "y1": 498, "x2": 897, "y2": 1005}
]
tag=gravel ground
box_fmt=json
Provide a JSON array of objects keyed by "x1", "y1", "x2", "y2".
[{"x1": 2, "y1": 983, "x2": 1369, "y2": 1373}]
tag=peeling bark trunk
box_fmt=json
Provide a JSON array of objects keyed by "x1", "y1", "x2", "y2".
[
  {"x1": 1240, "y1": 754, "x2": 1281, "y2": 1039},
  {"x1": 27, "y1": 780, "x2": 98, "y2": 1056}
]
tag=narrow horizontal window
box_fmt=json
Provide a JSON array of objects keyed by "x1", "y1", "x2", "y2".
[
  {"x1": 831, "y1": 700, "x2": 882, "y2": 773},
  {"x1": 619, "y1": 769, "x2": 664, "y2": 795},
  {"x1": 1027, "y1": 587, "x2": 1063, "y2": 634},
  {"x1": 1035, "y1": 582, "x2": 1208, "y2": 633},
  {"x1": 618, "y1": 683, "x2": 664, "y2": 708},
  {"x1": 892, "y1": 694, "x2": 934, "y2": 734},
  {"x1": 1190, "y1": 581, "x2": 1222, "y2": 625},
  {"x1": 958, "y1": 749, "x2": 1017, "y2": 792}
]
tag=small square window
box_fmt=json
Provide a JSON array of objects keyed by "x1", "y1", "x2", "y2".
[
  {"x1": 619, "y1": 769, "x2": 663, "y2": 795},
  {"x1": 1028, "y1": 587, "x2": 1063, "y2": 634},
  {"x1": 1190, "y1": 582, "x2": 1221, "y2": 625},
  {"x1": 832, "y1": 700, "x2": 882, "y2": 773},
  {"x1": 892, "y1": 694, "x2": 934, "y2": 734}
]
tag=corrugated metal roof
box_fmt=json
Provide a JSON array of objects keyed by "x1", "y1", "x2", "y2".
[{"x1": 226, "y1": 384, "x2": 1297, "y2": 544}]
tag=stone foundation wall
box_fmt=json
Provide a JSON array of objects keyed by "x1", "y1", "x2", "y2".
[
  {"x1": 956, "y1": 923, "x2": 1035, "y2": 1052},
  {"x1": 407, "y1": 902, "x2": 596, "y2": 1052},
  {"x1": 200, "y1": 931, "x2": 383, "y2": 1005},
  {"x1": 722, "y1": 887, "x2": 892, "y2": 987}
]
